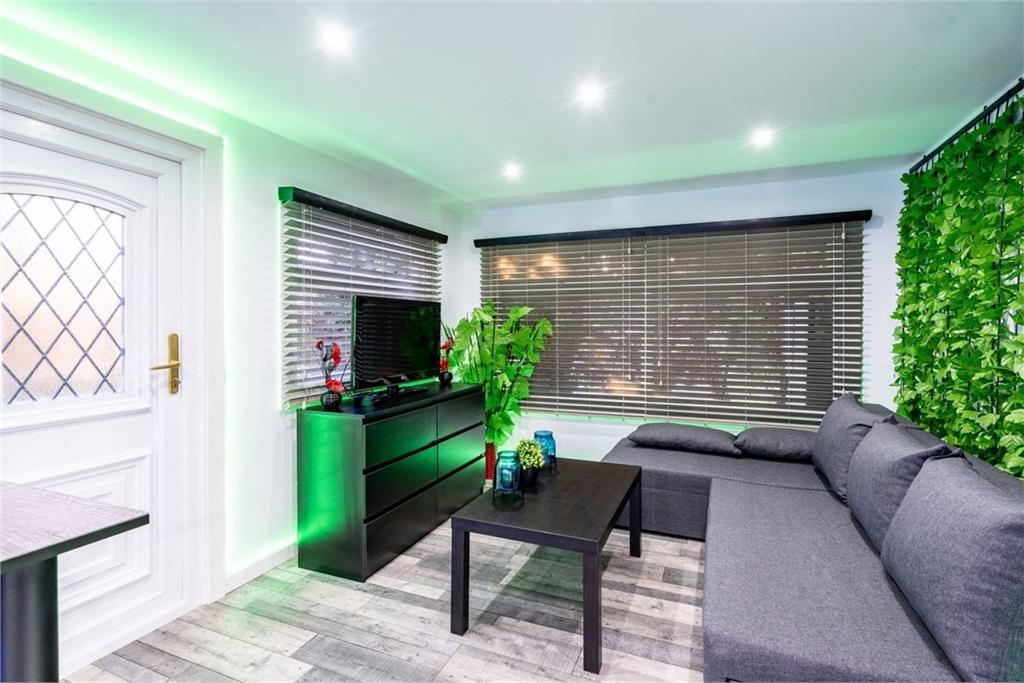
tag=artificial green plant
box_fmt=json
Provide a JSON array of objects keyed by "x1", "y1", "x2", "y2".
[
  {"x1": 447, "y1": 301, "x2": 553, "y2": 446},
  {"x1": 893, "y1": 96, "x2": 1024, "y2": 477},
  {"x1": 515, "y1": 438, "x2": 544, "y2": 469}
]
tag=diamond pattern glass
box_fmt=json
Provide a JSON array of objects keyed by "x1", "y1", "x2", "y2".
[{"x1": 1, "y1": 193, "x2": 126, "y2": 404}]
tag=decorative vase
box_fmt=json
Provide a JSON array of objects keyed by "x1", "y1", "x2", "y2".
[
  {"x1": 485, "y1": 442, "x2": 496, "y2": 481},
  {"x1": 320, "y1": 391, "x2": 341, "y2": 411},
  {"x1": 534, "y1": 430, "x2": 557, "y2": 473},
  {"x1": 438, "y1": 371, "x2": 453, "y2": 386},
  {"x1": 492, "y1": 450, "x2": 523, "y2": 504},
  {"x1": 521, "y1": 467, "x2": 539, "y2": 489}
]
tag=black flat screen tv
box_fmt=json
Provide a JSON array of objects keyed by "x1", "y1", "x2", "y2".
[{"x1": 351, "y1": 295, "x2": 441, "y2": 390}]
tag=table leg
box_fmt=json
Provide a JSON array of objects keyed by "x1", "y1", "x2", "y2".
[
  {"x1": 629, "y1": 476, "x2": 642, "y2": 558},
  {"x1": 450, "y1": 527, "x2": 469, "y2": 635},
  {"x1": 582, "y1": 549, "x2": 602, "y2": 674},
  {"x1": 1, "y1": 557, "x2": 59, "y2": 683}
]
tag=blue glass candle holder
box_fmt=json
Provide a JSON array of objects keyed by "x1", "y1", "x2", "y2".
[
  {"x1": 492, "y1": 450, "x2": 523, "y2": 504},
  {"x1": 534, "y1": 430, "x2": 557, "y2": 474}
]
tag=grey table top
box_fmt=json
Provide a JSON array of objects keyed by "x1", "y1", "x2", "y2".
[{"x1": 1, "y1": 481, "x2": 149, "y2": 572}]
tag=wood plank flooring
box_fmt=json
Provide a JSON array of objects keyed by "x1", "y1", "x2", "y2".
[{"x1": 69, "y1": 522, "x2": 705, "y2": 682}]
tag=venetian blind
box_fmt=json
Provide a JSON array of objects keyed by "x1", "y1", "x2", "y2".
[
  {"x1": 480, "y1": 221, "x2": 864, "y2": 427},
  {"x1": 282, "y1": 200, "x2": 441, "y2": 407}
]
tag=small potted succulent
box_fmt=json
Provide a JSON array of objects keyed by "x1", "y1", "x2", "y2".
[{"x1": 516, "y1": 438, "x2": 544, "y2": 489}]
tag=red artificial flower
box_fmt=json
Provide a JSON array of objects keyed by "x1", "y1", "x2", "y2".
[
  {"x1": 440, "y1": 339, "x2": 452, "y2": 351},
  {"x1": 331, "y1": 343, "x2": 341, "y2": 367},
  {"x1": 325, "y1": 378, "x2": 345, "y2": 394},
  {"x1": 439, "y1": 357, "x2": 450, "y2": 372}
]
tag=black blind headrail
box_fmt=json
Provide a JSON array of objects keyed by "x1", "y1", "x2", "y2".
[
  {"x1": 279, "y1": 186, "x2": 448, "y2": 244},
  {"x1": 473, "y1": 210, "x2": 871, "y2": 247}
]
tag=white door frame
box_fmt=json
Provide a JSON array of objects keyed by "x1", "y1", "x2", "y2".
[{"x1": 0, "y1": 79, "x2": 226, "y2": 666}]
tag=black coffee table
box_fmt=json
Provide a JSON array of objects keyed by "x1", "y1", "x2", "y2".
[{"x1": 449, "y1": 458, "x2": 642, "y2": 674}]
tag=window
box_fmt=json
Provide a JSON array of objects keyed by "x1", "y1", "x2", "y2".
[
  {"x1": 281, "y1": 191, "x2": 442, "y2": 407},
  {"x1": 480, "y1": 218, "x2": 864, "y2": 427},
  {"x1": 2, "y1": 193, "x2": 126, "y2": 404}
]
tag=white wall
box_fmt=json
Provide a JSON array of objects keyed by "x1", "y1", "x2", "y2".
[
  {"x1": 455, "y1": 167, "x2": 906, "y2": 458},
  {"x1": 0, "y1": 51, "x2": 457, "y2": 593},
  {"x1": 218, "y1": 121, "x2": 453, "y2": 587}
]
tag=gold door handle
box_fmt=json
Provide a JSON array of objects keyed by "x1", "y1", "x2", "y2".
[{"x1": 150, "y1": 333, "x2": 181, "y2": 394}]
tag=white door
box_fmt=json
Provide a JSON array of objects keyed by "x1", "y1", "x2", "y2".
[{"x1": 1, "y1": 94, "x2": 199, "y2": 674}]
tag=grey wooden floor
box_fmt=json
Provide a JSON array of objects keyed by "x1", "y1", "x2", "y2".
[{"x1": 69, "y1": 522, "x2": 705, "y2": 682}]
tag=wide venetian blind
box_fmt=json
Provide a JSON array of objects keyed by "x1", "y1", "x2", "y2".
[
  {"x1": 282, "y1": 199, "x2": 441, "y2": 407},
  {"x1": 480, "y1": 221, "x2": 864, "y2": 427}
]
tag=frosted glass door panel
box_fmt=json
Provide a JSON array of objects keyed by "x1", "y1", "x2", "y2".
[{"x1": 1, "y1": 193, "x2": 126, "y2": 404}]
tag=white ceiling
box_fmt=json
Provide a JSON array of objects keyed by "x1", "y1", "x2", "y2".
[{"x1": 7, "y1": 1, "x2": 1023, "y2": 204}]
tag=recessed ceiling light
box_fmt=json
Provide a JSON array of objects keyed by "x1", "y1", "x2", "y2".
[
  {"x1": 502, "y1": 162, "x2": 523, "y2": 180},
  {"x1": 750, "y1": 127, "x2": 775, "y2": 148},
  {"x1": 575, "y1": 79, "x2": 606, "y2": 109},
  {"x1": 318, "y1": 22, "x2": 354, "y2": 57}
]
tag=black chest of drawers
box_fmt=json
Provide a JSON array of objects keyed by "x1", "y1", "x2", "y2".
[{"x1": 296, "y1": 383, "x2": 485, "y2": 580}]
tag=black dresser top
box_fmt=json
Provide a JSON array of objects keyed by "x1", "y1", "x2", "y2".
[{"x1": 301, "y1": 382, "x2": 482, "y2": 423}]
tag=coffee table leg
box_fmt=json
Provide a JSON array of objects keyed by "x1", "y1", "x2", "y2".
[
  {"x1": 450, "y1": 526, "x2": 469, "y2": 635},
  {"x1": 1, "y1": 557, "x2": 59, "y2": 682},
  {"x1": 582, "y1": 549, "x2": 602, "y2": 673},
  {"x1": 629, "y1": 476, "x2": 642, "y2": 558}
]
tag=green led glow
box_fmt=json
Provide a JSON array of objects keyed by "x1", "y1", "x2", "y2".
[
  {"x1": 0, "y1": 1, "x2": 462, "y2": 201},
  {"x1": 0, "y1": 14, "x2": 221, "y2": 135},
  {"x1": 0, "y1": 49, "x2": 219, "y2": 137},
  {"x1": 1, "y1": 0, "x2": 957, "y2": 204},
  {"x1": 295, "y1": 414, "x2": 348, "y2": 548},
  {"x1": 225, "y1": 536, "x2": 296, "y2": 578}
]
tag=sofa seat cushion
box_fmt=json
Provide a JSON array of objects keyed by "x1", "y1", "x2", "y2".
[
  {"x1": 703, "y1": 478, "x2": 959, "y2": 682},
  {"x1": 602, "y1": 438, "x2": 827, "y2": 539},
  {"x1": 603, "y1": 438, "x2": 827, "y2": 492}
]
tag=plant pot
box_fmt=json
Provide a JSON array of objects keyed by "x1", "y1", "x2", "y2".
[
  {"x1": 521, "y1": 467, "x2": 539, "y2": 489},
  {"x1": 485, "y1": 442, "x2": 496, "y2": 481},
  {"x1": 320, "y1": 391, "x2": 341, "y2": 411}
]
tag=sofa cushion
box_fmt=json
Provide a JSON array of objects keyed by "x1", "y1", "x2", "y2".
[
  {"x1": 734, "y1": 427, "x2": 816, "y2": 462},
  {"x1": 812, "y1": 393, "x2": 891, "y2": 501},
  {"x1": 703, "y1": 478, "x2": 959, "y2": 682},
  {"x1": 847, "y1": 422, "x2": 959, "y2": 551},
  {"x1": 604, "y1": 438, "x2": 826, "y2": 492},
  {"x1": 882, "y1": 456, "x2": 1024, "y2": 682},
  {"x1": 602, "y1": 438, "x2": 825, "y2": 539},
  {"x1": 626, "y1": 422, "x2": 739, "y2": 456},
  {"x1": 967, "y1": 452, "x2": 1023, "y2": 496}
]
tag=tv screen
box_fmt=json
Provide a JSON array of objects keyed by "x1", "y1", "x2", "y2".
[{"x1": 352, "y1": 295, "x2": 441, "y2": 390}]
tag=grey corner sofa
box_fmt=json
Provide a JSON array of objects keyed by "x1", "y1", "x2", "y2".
[{"x1": 602, "y1": 400, "x2": 1024, "y2": 682}]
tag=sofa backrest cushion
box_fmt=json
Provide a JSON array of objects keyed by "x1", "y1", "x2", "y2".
[
  {"x1": 862, "y1": 402, "x2": 920, "y2": 427},
  {"x1": 847, "y1": 421, "x2": 959, "y2": 551},
  {"x1": 881, "y1": 456, "x2": 1024, "y2": 682},
  {"x1": 734, "y1": 427, "x2": 815, "y2": 462},
  {"x1": 627, "y1": 423, "x2": 739, "y2": 456},
  {"x1": 812, "y1": 394, "x2": 891, "y2": 501}
]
